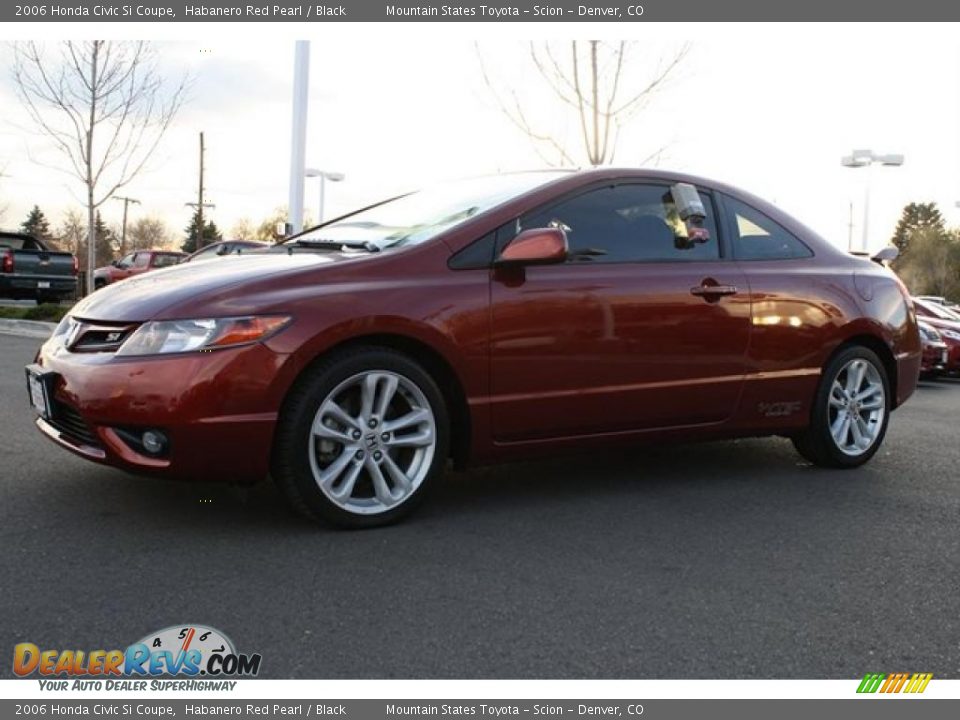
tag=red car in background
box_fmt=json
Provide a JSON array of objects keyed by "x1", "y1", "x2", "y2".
[
  {"x1": 918, "y1": 321, "x2": 949, "y2": 378},
  {"x1": 912, "y1": 297, "x2": 960, "y2": 373},
  {"x1": 26, "y1": 169, "x2": 921, "y2": 527},
  {"x1": 93, "y1": 249, "x2": 186, "y2": 290}
]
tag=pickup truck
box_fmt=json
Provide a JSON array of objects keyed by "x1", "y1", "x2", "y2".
[
  {"x1": 93, "y1": 249, "x2": 187, "y2": 289},
  {"x1": 0, "y1": 231, "x2": 78, "y2": 303}
]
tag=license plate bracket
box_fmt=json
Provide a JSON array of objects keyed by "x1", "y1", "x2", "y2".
[{"x1": 25, "y1": 364, "x2": 54, "y2": 419}]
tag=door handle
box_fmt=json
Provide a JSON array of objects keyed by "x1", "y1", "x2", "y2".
[{"x1": 691, "y1": 282, "x2": 738, "y2": 300}]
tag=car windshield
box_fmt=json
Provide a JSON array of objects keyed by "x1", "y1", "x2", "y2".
[{"x1": 291, "y1": 172, "x2": 568, "y2": 250}]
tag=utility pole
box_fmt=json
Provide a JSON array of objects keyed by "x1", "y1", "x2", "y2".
[
  {"x1": 185, "y1": 131, "x2": 214, "y2": 250},
  {"x1": 113, "y1": 195, "x2": 141, "y2": 255}
]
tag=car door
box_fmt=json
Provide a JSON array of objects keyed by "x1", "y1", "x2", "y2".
[
  {"x1": 129, "y1": 252, "x2": 152, "y2": 277},
  {"x1": 113, "y1": 253, "x2": 136, "y2": 280},
  {"x1": 489, "y1": 182, "x2": 751, "y2": 442}
]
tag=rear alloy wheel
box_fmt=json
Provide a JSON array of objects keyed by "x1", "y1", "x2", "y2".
[
  {"x1": 272, "y1": 349, "x2": 448, "y2": 528},
  {"x1": 792, "y1": 346, "x2": 890, "y2": 468}
]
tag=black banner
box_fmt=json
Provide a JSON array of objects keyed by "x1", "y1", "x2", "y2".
[{"x1": 6, "y1": 0, "x2": 960, "y2": 22}]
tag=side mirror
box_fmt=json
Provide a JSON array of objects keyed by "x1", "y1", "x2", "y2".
[
  {"x1": 872, "y1": 246, "x2": 899, "y2": 265},
  {"x1": 111, "y1": 260, "x2": 120, "y2": 267},
  {"x1": 496, "y1": 228, "x2": 568, "y2": 266}
]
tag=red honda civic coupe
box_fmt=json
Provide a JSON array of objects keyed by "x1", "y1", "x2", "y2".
[{"x1": 26, "y1": 169, "x2": 921, "y2": 527}]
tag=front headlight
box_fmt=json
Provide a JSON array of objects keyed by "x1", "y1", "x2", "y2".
[
  {"x1": 52, "y1": 315, "x2": 75, "y2": 338},
  {"x1": 116, "y1": 316, "x2": 291, "y2": 357},
  {"x1": 941, "y1": 329, "x2": 960, "y2": 342}
]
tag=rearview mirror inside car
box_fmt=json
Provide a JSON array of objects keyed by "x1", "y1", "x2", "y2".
[{"x1": 496, "y1": 228, "x2": 568, "y2": 266}]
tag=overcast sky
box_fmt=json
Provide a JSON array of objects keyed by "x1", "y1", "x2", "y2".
[{"x1": 1, "y1": 26, "x2": 958, "y2": 253}]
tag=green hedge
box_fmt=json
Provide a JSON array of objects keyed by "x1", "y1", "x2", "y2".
[{"x1": 0, "y1": 304, "x2": 71, "y2": 322}]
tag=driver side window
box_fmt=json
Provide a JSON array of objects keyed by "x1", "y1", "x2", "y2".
[{"x1": 518, "y1": 183, "x2": 719, "y2": 263}]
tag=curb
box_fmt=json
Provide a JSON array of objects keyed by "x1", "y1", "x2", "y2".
[{"x1": 0, "y1": 318, "x2": 57, "y2": 339}]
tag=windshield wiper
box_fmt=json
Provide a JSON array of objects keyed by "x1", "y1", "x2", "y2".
[{"x1": 287, "y1": 238, "x2": 381, "y2": 253}]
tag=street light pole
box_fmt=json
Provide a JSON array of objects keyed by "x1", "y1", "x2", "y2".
[
  {"x1": 841, "y1": 149, "x2": 904, "y2": 253},
  {"x1": 305, "y1": 169, "x2": 345, "y2": 223},
  {"x1": 861, "y1": 165, "x2": 871, "y2": 253},
  {"x1": 287, "y1": 41, "x2": 311, "y2": 236}
]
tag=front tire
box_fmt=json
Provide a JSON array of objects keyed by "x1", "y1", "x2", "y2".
[
  {"x1": 792, "y1": 345, "x2": 890, "y2": 468},
  {"x1": 271, "y1": 347, "x2": 449, "y2": 528}
]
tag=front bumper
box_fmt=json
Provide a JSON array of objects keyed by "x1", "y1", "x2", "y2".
[
  {"x1": 946, "y1": 341, "x2": 960, "y2": 372},
  {"x1": 920, "y1": 342, "x2": 949, "y2": 374},
  {"x1": 33, "y1": 336, "x2": 290, "y2": 484}
]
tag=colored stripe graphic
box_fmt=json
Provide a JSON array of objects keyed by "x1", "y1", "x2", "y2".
[
  {"x1": 857, "y1": 673, "x2": 885, "y2": 693},
  {"x1": 857, "y1": 672, "x2": 932, "y2": 693}
]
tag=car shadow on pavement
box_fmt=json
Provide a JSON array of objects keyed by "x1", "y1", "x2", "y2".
[{"x1": 54, "y1": 435, "x2": 855, "y2": 535}]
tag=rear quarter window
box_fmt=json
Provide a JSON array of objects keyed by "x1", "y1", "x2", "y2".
[
  {"x1": 153, "y1": 254, "x2": 182, "y2": 268},
  {"x1": 723, "y1": 195, "x2": 813, "y2": 261},
  {"x1": 0, "y1": 236, "x2": 40, "y2": 251}
]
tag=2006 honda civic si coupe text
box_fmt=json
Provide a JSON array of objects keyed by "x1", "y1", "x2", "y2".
[{"x1": 26, "y1": 169, "x2": 921, "y2": 527}]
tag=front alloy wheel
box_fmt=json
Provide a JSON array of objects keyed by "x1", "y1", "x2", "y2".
[
  {"x1": 310, "y1": 371, "x2": 437, "y2": 515},
  {"x1": 272, "y1": 348, "x2": 449, "y2": 528},
  {"x1": 792, "y1": 345, "x2": 891, "y2": 468}
]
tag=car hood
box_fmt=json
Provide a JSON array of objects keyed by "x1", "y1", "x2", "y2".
[
  {"x1": 920, "y1": 316, "x2": 960, "y2": 334},
  {"x1": 72, "y1": 251, "x2": 350, "y2": 322}
]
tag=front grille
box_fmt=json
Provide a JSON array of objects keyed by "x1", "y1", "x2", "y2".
[
  {"x1": 67, "y1": 320, "x2": 138, "y2": 353},
  {"x1": 48, "y1": 400, "x2": 100, "y2": 448}
]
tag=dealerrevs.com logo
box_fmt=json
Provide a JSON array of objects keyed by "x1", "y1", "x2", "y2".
[{"x1": 13, "y1": 625, "x2": 261, "y2": 690}]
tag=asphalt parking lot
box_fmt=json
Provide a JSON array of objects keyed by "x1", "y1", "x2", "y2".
[{"x1": 1, "y1": 332, "x2": 958, "y2": 679}]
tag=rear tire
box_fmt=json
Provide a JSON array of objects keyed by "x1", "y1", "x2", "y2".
[
  {"x1": 271, "y1": 347, "x2": 449, "y2": 528},
  {"x1": 792, "y1": 345, "x2": 890, "y2": 468}
]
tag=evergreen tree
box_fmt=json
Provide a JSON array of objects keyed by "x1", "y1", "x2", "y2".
[
  {"x1": 92, "y1": 210, "x2": 116, "y2": 266},
  {"x1": 21, "y1": 205, "x2": 56, "y2": 247},
  {"x1": 890, "y1": 202, "x2": 946, "y2": 258},
  {"x1": 182, "y1": 209, "x2": 223, "y2": 253}
]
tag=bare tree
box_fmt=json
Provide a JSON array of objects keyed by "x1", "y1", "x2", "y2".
[
  {"x1": 229, "y1": 218, "x2": 256, "y2": 241},
  {"x1": 12, "y1": 41, "x2": 186, "y2": 292},
  {"x1": 128, "y1": 216, "x2": 173, "y2": 251},
  {"x1": 0, "y1": 163, "x2": 10, "y2": 224},
  {"x1": 478, "y1": 40, "x2": 689, "y2": 166},
  {"x1": 57, "y1": 208, "x2": 89, "y2": 267}
]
